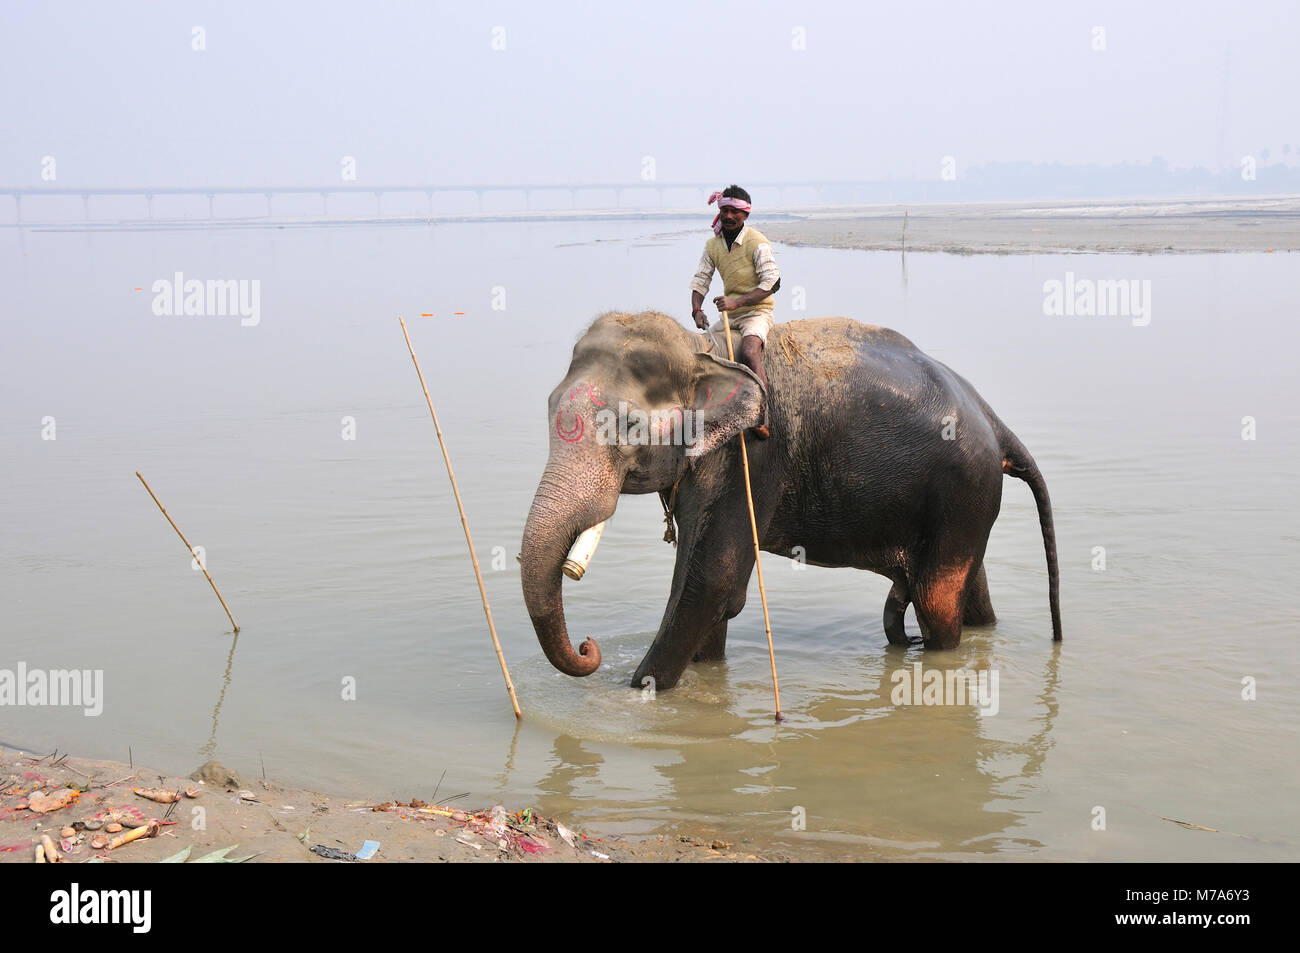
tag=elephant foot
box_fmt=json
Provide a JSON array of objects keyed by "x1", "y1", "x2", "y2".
[
  {"x1": 922, "y1": 636, "x2": 961, "y2": 650},
  {"x1": 631, "y1": 657, "x2": 685, "y2": 693},
  {"x1": 916, "y1": 611, "x2": 962, "y2": 650}
]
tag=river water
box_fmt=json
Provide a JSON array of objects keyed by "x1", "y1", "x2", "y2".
[{"x1": 2, "y1": 217, "x2": 1297, "y2": 860}]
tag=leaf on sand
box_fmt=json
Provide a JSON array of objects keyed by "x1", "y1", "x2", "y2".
[
  {"x1": 193, "y1": 845, "x2": 257, "y2": 863},
  {"x1": 1161, "y1": 816, "x2": 1219, "y2": 832},
  {"x1": 159, "y1": 846, "x2": 193, "y2": 863},
  {"x1": 555, "y1": 822, "x2": 577, "y2": 848}
]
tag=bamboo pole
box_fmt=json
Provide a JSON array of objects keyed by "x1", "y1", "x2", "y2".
[
  {"x1": 135, "y1": 471, "x2": 240, "y2": 632},
  {"x1": 399, "y1": 317, "x2": 522, "y2": 720},
  {"x1": 719, "y1": 311, "x2": 783, "y2": 721}
]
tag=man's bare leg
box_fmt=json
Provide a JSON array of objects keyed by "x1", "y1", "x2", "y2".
[{"x1": 738, "y1": 334, "x2": 771, "y2": 439}]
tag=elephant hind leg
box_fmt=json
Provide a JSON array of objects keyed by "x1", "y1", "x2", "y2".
[
  {"x1": 883, "y1": 572, "x2": 917, "y2": 646},
  {"x1": 913, "y1": 561, "x2": 973, "y2": 650},
  {"x1": 962, "y1": 562, "x2": 997, "y2": 626}
]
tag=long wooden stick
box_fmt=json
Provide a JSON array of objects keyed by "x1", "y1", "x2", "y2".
[
  {"x1": 719, "y1": 311, "x2": 783, "y2": 721},
  {"x1": 135, "y1": 471, "x2": 240, "y2": 632},
  {"x1": 399, "y1": 317, "x2": 522, "y2": 720}
]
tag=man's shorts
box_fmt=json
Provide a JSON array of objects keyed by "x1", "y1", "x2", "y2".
[{"x1": 707, "y1": 309, "x2": 775, "y2": 357}]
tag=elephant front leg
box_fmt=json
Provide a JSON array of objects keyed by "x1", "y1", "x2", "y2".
[
  {"x1": 631, "y1": 578, "x2": 742, "y2": 691},
  {"x1": 631, "y1": 507, "x2": 756, "y2": 690},
  {"x1": 632, "y1": 449, "x2": 775, "y2": 690},
  {"x1": 692, "y1": 618, "x2": 729, "y2": 662}
]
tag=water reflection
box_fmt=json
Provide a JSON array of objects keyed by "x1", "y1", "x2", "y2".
[
  {"x1": 511, "y1": 625, "x2": 1062, "y2": 858},
  {"x1": 200, "y1": 632, "x2": 241, "y2": 761}
]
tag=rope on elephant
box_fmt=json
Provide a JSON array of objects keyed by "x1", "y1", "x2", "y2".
[{"x1": 659, "y1": 476, "x2": 682, "y2": 546}]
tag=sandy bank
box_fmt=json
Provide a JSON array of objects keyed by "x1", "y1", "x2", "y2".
[
  {"x1": 762, "y1": 195, "x2": 1300, "y2": 255},
  {"x1": 0, "y1": 748, "x2": 776, "y2": 864}
]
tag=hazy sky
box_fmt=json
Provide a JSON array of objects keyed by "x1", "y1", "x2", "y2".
[{"x1": 2, "y1": 0, "x2": 1296, "y2": 187}]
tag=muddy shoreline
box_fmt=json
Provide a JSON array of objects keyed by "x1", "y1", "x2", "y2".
[
  {"x1": 761, "y1": 195, "x2": 1300, "y2": 255},
  {"x1": 0, "y1": 747, "x2": 792, "y2": 863}
]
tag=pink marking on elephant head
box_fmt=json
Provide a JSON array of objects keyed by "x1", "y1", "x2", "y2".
[
  {"x1": 556, "y1": 411, "x2": 585, "y2": 443},
  {"x1": 567, "y1": 384, "x2": 607, "y2": 407},
  {"x1": 555, "y1": 382, "x2": 606, "y2": 442}
]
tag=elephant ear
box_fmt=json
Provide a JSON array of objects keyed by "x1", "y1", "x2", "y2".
[{"x1": 685, "y1": 353, "x2": 766, "y2": 459}]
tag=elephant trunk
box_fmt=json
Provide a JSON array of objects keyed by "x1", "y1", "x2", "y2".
[{"x1": 520, "y1": 460, "x2": 619, "y2": 677}]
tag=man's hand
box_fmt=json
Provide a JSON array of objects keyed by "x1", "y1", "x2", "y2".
[
  {"x1": 713, "y1": 295, "x2": 739, "y2": 312},
  {"x1": 692, "y1": 308, "x2": 709, "y2": 330}
]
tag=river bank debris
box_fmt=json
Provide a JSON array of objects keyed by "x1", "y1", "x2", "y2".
[
  {"x1": 367, "y1": 799, "x2": 590, "y2": 857},
  {"x1": 134, "y1": 786, "x2": 201, "y2": 803}
]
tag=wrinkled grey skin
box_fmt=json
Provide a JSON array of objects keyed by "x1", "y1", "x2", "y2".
[{"x1": 520, "y1": 311, "x2": 1061, "y2": 691}]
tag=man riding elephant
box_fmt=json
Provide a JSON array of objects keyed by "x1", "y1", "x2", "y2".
[
  {"x1": 521, "y1": 310, "x2": 1063, "y2": 691},
  {"x1": 688, "y1": 184, "x2": 780, "y2": 439}
]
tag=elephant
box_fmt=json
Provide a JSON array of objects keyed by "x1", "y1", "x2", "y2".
[{"x1": 520, "y1": 310, "x2": 1061, "y2": 691}]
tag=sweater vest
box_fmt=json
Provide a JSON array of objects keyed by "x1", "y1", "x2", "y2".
[{"x1": 706, "y1": 227, "x2": 775, "y2": 316}]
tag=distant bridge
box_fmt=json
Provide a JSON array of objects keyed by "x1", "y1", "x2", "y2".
[{"x1": 0, "y1": 180, "x2": 912, "y2": 223}]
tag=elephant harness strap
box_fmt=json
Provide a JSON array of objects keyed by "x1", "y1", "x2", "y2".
[{"x1": 659, "y1": 475, "x2": 684, "y2": 546}]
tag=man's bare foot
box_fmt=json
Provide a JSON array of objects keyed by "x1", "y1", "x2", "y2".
[{"x1": 749, "y1": 424, "x2": 770, "y2": 440}]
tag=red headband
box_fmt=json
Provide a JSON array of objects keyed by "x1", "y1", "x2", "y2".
[{"x1": 708, "y1": 190, "x2": 751, "y2": 235}]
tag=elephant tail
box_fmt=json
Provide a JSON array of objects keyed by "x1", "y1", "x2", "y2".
[{"x1": 998, "y1": 428, "x2": 1062, "y2": 643}]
